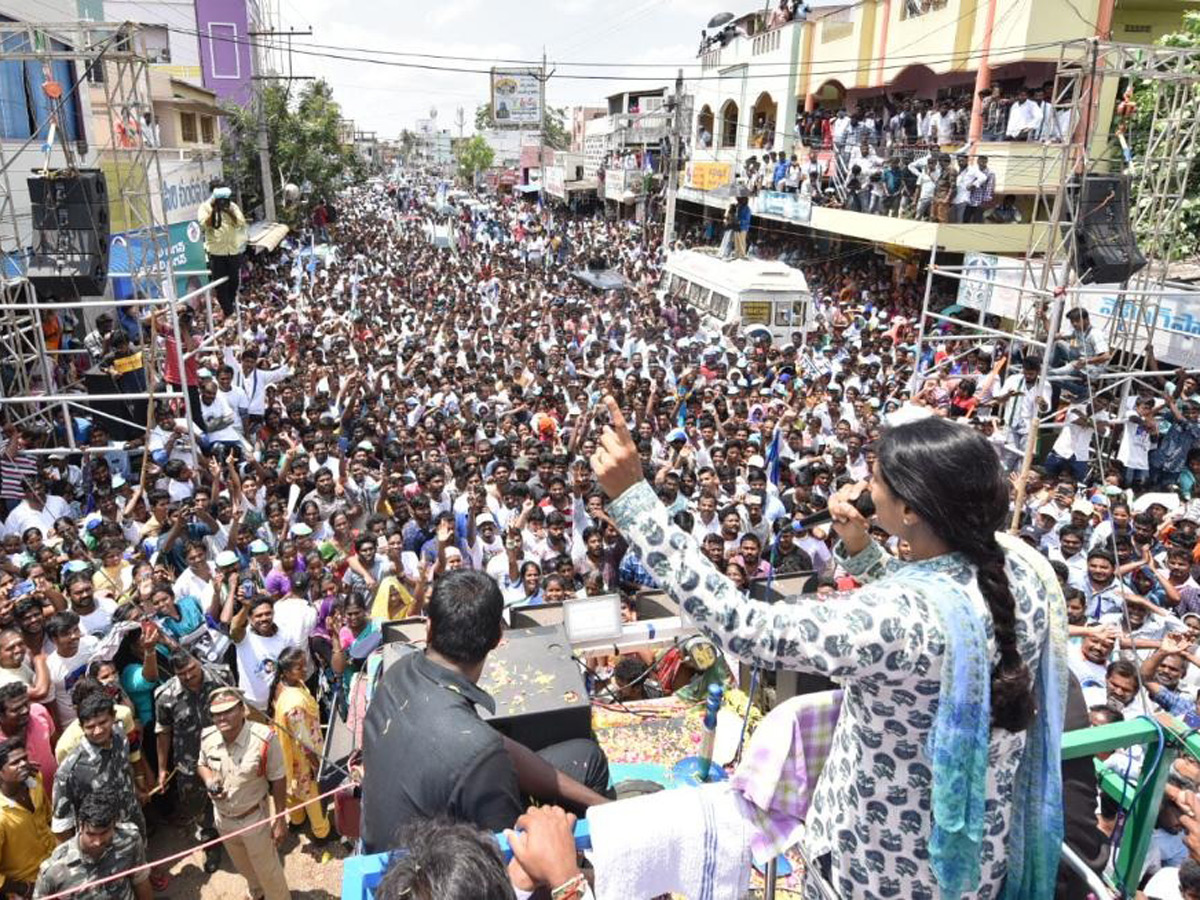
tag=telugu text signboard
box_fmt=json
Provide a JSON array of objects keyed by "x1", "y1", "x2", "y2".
[
  {"x1": 686, "y1": 161, "x2": 733, "y2": 191},
  {"x1": 491, "y1": 69, "x2": 541, "y2": 127}
]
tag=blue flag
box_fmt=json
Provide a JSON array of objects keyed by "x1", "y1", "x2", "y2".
[{"x1": 766, "y1": 426, "x2": 782, "y2": 486}]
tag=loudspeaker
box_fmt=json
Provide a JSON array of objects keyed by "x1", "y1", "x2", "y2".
[
  {"x1": 1074, "y1": 175, "x2": 1146, "y2": 285},
  {"x1": 26, "y1": 170, "x2": 111, "y2": 297}
]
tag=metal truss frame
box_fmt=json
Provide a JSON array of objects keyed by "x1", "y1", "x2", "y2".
[
  {"x1": 910, "y1": 39, "x2": 1200, "y2": 526},
  {"x1": 0, "y1": 21, "x2": 216, "y2": 461}
]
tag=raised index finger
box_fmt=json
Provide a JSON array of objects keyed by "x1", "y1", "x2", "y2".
[{"x1": 603, "y1": 395, "x2": 631, "y2": 443}]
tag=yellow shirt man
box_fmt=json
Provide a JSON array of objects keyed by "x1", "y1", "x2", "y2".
[{"x1": 0, "y1": 771, "x2": 55, "y2": 890}]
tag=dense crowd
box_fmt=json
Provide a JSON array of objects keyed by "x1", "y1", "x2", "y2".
[{"x1": 0, "y1": 170, "x2": 1198, "y2": 898}]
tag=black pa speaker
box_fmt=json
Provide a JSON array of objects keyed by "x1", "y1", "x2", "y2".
[
  {"x1": 26, "y1": 170, "x2": 111, "y2": 297},
  {"x1": 1073, "y1": 175, "x2": 1146, "y2": 285}
]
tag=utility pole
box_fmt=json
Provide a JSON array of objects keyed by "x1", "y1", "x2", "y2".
[
  {"x1": 249, "y1": 26, "x2": 313, "y2": 222},
  {"x1": 455, "y1": 106, "x2": 465, "y2": 140},
  {"x1": 538, "y1": 48, "x2": 546, "y2": 203},
  {"x1": 663, "y1": 68, "x2": 684, "y2": 251}
]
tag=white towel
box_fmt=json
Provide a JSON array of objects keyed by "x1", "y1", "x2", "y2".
[{"x1": 586, "y1": 782, "x2": 753, "y2": 900}]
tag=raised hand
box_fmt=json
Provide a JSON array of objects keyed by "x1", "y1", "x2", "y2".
[{"x1": 590, "y1": 396, "x2": 642, "y2": 499}]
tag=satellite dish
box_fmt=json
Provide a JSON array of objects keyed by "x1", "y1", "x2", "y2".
[
  {"x1": 283, "y1": 183, "x2": 301, "y2": 203},
  {"x1": 707, "y1": 12, "x2": 735, "y2": 28}
]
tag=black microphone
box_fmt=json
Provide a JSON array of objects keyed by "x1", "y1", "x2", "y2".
[{"x1": 793, "y1": 491, "x2": 876, "y2": 532}]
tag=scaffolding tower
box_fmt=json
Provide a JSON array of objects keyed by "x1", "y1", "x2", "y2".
[
  {"x1": 0, "y1": 21, "x2": 220, "y2": 461},
  {"x1": 911, "y1": 38, "x2": 1200, "y2": 522}
]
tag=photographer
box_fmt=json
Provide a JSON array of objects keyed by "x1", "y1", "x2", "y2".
[{"x1": 197, "y1": 184, "x2": 248, "y2": 317}]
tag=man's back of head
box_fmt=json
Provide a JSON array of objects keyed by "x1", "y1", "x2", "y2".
[
  {"x1": 376, "y1": 819, "x2": 515, "y2": 900},
  {"x1": 428, "y1": 569, "x2": 504, "y2": 667}
]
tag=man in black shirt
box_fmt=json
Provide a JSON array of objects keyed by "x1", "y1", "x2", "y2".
[{"x1": 361, "y1": 570, "x2": 612, "y2": 852}]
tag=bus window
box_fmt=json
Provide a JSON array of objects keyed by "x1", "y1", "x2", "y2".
[
  {"x1": 793, "y1": 300, "x2": 807, "y2": 323},
  {"x1": 687, "y1": 282, "x2": 705, "y2": 305},
  {"x1": 774, "y1": 303, "x2": 792, "y2": 327},
  {"x1": 711, "y1": 293, "x2": 730, "y2": 318},
  {"x1": 741, "y1": 300, "x2": 771, "y2": 326}
]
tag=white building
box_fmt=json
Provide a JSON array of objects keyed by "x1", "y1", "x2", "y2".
[
  {"x1": 580, "y1": 87, "x2": 670, "y2": 177},
  {"x1": 691, "y1": 12, "x2": 804, "y2": 182}
]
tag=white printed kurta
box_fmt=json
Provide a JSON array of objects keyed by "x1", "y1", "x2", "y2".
[{"x1": 609, "y1": 480, "x2": 1061, "y2": 899}]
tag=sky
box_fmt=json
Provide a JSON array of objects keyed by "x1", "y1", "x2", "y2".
[{"x1": 267, "y1": 0, "x2": 711, "y2": 137}]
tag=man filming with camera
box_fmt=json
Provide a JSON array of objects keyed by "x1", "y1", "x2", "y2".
[{"x1": 197, "y1": 183, "x2": 248, "y2": 317}]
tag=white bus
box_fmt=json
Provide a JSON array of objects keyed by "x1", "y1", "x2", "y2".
[{"x1": 658, "y1": 249, "x2": 814, "y2": 346}]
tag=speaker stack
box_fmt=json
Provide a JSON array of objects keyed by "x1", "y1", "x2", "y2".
[
  {"x1": 26, "y1": 169, "x2": 111, "y2": 297},
  {"x1": 1072, "y1": 174, "x2": 1147, "y2": 285}
]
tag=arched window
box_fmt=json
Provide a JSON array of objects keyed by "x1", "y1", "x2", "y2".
[
  {"x1": 697, "y1": 105, "x2": 714, "y2": 148},
  {"x1": 751, "y1": 92, "x2": 777, "y2": 149},
  {"x1": 721, "y1": 101, "x2": 739, "y2": 149}
]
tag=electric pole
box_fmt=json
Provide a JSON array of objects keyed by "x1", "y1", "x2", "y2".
[
  {"x1": 663, "y1": 68, "x2": 684, "y2": 251},
  {"x1": 538, "y1": 48, "x2": 546, "y2": 203},
  {"x1": 249, "y1": 26, "x2": 313, "y2": 222},
  {"x1": 455, "y1": 106, "x2": 465, "y2": 139}
]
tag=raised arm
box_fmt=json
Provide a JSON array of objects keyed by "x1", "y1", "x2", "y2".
[{"x1": 591, "y1": 397, "x2": 917, "y2": 675}]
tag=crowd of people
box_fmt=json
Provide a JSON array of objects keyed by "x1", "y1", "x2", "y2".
[{"x1": 0, "y1": 167, "x2": 1198, "y2": 898}]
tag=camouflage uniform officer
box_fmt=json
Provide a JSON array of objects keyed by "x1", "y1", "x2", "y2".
[
  {"x1": 154, "y1": 650, "x2": 228, "y2": 871},
  {"x1": 197, "y1": 686, "x2": 291, "y2": 900},
  {"x1": 34, "y1": 791, "x2": 152, "y2": 900},
  {"x1": 51, "y1": 693, "x2": 145, "y2": 839}
]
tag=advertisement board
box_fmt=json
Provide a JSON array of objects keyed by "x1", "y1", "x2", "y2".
[
  {"x1": 955, "y1": 252, "x2": 1200, "y2": 367},
  {"x1": 491, "y1": 69, "x2": 541, "y2": 126},
  {"x1": 751, "y1": 190, "x2": 812, "y2": 224},
  {"x1": 545, "y1": 166, "x2": 566, "y2": 199},
  {"x1": 686, "y1": 161, "x2": 733, "y2": 191}
]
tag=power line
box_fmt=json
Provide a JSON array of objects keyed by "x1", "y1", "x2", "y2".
[{"x1": 132, "y1": 16, "x2": 1066, "y2": 85}]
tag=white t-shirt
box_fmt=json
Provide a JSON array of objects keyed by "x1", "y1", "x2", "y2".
[
  {"x1": 274, "y1": 596, "x2": 318, "y2": 678},
  {"x1": 1051, "y1": 405, "x2": 1110, "y2": 462},
  {"x1": 76, "y1": 597, "x2": 117, "y2": 637},
  {"x1": 3, "y1": 495, "x2": 69, "y2": 539},
  {"x1": 234, "y1": 626, "x2": 292, "y2": 710},
  {"x1": 47, "y1": 635, "x2": 99, "y2": 724},
  {"x1": 199, "y1": 392, "x2": 243, "y2": 444},
  {"x1": 1117, "y1": 411, "x2": 1154, "y2": 470},
  {"x1": 1144, "y1": 866, "x2": 1183, "y2": 900}
]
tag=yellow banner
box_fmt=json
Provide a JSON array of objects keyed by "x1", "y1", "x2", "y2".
[{"x1": 687, "y1": 162, "x2": 733, "y2": 191}]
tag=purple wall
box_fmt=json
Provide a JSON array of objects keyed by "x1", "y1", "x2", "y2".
[{"x1": 194, "y1": 0, "x2": 254, "y2": 107}]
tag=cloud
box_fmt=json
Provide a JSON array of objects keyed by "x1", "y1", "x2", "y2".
[{"x1": 426, "y1": 0, "x2": 484, "y2": 27}]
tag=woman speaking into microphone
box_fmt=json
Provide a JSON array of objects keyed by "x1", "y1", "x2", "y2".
[{"x1": 590, "y1": 397, "x2": 1068, "y2": 900}]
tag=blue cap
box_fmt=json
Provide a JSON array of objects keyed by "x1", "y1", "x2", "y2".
[
  {"x1": 11, "y1": 580, "x2": 34, "y2": 600},
  {"x1": 666, "y1": 428, "x2": 687, "y2": 444}
]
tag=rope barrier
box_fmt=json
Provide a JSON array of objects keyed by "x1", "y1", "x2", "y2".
[{"x1": 36, "y1": 780, "x2": 357, "y2": 900}]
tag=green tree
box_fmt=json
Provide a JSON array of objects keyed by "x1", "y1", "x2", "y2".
[
  {"x1": 221, "y1": 79, "x2": 363, "y2": 225},
  {"x1": 474, "y1": 102, "x2": 570, "y2": 150},
  {"x1": 399, "y1": 129, "x2": 418, "y2": 164},
  {"x1": 455, "y1": 134, "x2": 495, "y2": 185},
  {"x1": 1126, "y1": 10, "x2": 1200, "y2": 260}
]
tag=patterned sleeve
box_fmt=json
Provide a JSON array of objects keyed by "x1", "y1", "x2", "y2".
[{"x1": 610, "y1": 481, "x2": 932, "y2": 679}]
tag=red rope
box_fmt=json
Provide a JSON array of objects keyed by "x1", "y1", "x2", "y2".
[{"x1": 36, "y1": 781, "x2": 356, "y2": 900}]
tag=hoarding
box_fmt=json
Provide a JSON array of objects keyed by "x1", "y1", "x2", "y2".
[
  {"x1": 491, "y1": 69, "x2": 541, "y2": 126},
  {"x1": 956, "y1": 252, "x2": 1200, "y2": 367},
  {"x1": 686, "y1": 161, "x2": 733, "y2": 191},
  {"x1": 545, "y1": 166, "x2": 566, "y2": 199}
]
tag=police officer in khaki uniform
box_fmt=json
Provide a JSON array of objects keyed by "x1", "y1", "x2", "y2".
[{"x1": 196, "y1": 686, "x2": 291, "y2": 900}]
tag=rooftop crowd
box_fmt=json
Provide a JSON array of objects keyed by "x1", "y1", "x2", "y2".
[{"x1": 0, "y1": 170, "x2": 1199, "y2": 898}]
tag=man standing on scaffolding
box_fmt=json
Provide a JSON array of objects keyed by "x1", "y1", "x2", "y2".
[{"x1": 197, "y1": 183, "x2": 249, "y2": 319}]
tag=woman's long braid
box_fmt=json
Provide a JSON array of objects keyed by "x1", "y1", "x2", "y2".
[{"x1": 959, "y1": 533, "x2": 1034, "y2": 732}]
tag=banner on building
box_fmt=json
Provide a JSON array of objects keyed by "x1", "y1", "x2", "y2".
[
  {"x1": 751, "y1": 190, "x2": 811, "y2": 224},
  {"x1": 686, "y1": 161, "x2": 733, "y2": 191},
  {"x1": 491, "y1": 69, "x2": 541, "y2": 126},
  {"x1": 545, "y1": 166, "x2": 566, "y2": 199},
  {"x1": 955, "y1": 252, "x2": 1200, "y2": 367}
]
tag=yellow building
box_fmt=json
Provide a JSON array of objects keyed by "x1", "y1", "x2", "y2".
[{"x1": 683, "y1": 0, "x2": 1199, "y2": 251}]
